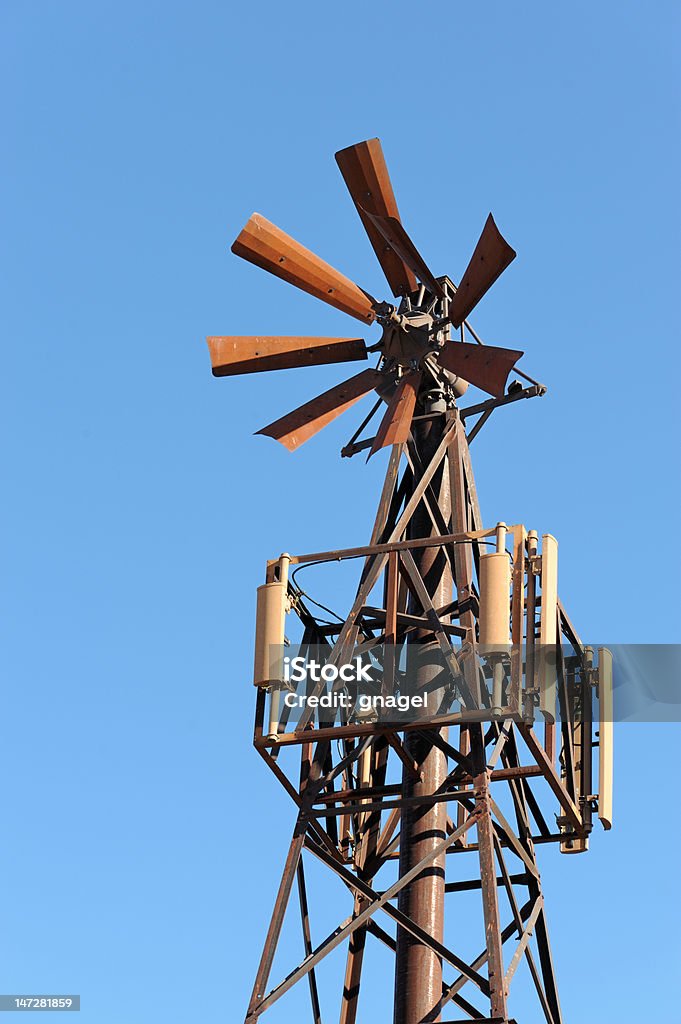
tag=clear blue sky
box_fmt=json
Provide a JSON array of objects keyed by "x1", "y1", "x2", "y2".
[{"x1": 1, "y1": 2, "x2": 679, "y2": 1022}]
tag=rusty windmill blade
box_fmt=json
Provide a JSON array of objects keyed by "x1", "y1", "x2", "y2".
[
  {"x1": 206, "y1": 336, "x2": 368, "y2": 376},
  {"x1": 447, "y1": 214, "x2": 516, "y2": 328},
  {"x1": 369, "y1": 370, "x2": 421, "y2": 458},
  {"x1": 438, "y1": 341, "x2": 524, "y2": 398},
  {"x1": 257, "y1": 368, "x2": 384, "y2": 451},
  {"x1": 335, "y1": 138, "x2": 418, "y2": 298},
  {"x1": 361, "y1": 208, "x2": 446, "y2": 300},
  {"x1": 232, "y1": 214, "x2": 377, "y2": 324}
]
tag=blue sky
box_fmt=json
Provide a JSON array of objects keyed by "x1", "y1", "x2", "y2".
[{"x1": 1, "y1": 2, "x2": 679, "y2": 1021}]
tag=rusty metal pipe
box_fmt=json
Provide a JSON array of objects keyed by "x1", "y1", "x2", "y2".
[{"x1": 394, "y1": 414, "x2": 450, "y2": 1024}]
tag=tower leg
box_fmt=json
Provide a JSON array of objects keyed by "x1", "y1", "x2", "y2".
[
  {"x1": 246, "y1": 822, "x2": 306, "y2": 1021},
  {"x1": 472, "y1": 730, "x2": 509, "y2": 1020}
]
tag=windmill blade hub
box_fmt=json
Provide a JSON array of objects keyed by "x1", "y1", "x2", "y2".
[{"x1": 377, "y1": 302, "x2": 447, "y2": 371}]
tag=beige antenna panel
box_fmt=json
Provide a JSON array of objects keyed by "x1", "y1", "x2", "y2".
[
  {"x1": 539, "y1": 533, "x2": 559, "y2": 723},
  {"x1": 253, "y1": 555, "x2": 291, "y2": 741},
  {"x1": 479, "y1": 552, "x2": 511, "y2": 647},
  {"x1": 253, "y1": 581, "x2": 288, "y2": 687},
  {"x1": 598, "y1": 647, "x2": 614, "y2": 830},
  {"x1": 479, "y1": 523, "x2": 511, "y2": 713}
]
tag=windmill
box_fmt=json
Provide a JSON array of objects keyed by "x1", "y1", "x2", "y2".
[
  {"x1": 207, "y1": 139, "x2": 613, "y2": 1024},
  {"x1": 207, "y1": 138, "x2": 527, "y2": 454}
]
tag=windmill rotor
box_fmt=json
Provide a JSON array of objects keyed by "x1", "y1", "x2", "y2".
[
  {"x1": 208, "y1": 138, "x2": 529, "y2": 454},
  {"x1": 205, "y1": 139, "x2": 606, "y2": 1024}
]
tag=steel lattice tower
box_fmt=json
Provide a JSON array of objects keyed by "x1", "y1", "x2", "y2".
[{"x1": 206, "y1": 138, "x2": 613, "y2": 1024}]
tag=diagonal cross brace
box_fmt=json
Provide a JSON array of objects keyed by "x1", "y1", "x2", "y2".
[
  {"x1": 400, "y1": 547, "x2": 477, "y2": 709},
  {"x1": 436, "y1": 897, "x2": 537, "y2": 1013},
  {"x1": 246, "y1": 809, "x2": 484, "y2": 1020},
  {"x1": 504, "y1": 895, "x2": 544, "y2": 987},
  {"x1": 304, "y1": 831, "x2": 491, "y2": 995},
  {"x1": 296, "y1": 422, "x2": 460, "y2": 731}
]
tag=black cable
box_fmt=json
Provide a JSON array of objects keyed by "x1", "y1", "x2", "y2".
[{"x1": 290, "y1": 561, "x2": 345, "y2": 623}]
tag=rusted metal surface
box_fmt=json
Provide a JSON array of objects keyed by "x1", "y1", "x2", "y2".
[
  {"x1": 369, "y1": 370, "x2": 421, "y2": 457},
  {"x1": 296, "y1": 860, "x2": 322, "y2": 1024},
  {"x1": 207, "y1": 138, "x2": 609, "y2": 1024},
  {"x1": 394, "y1": 727, "x2": 449, "y2": 1018},
  {"x1": 215, "y1": 143, "x2": 540, "y2": 459},
  {"x1": 449, "y1": 421, "x2": 507, "y2": 1017},
  {"x1": 475, "y1": 764, "x2": 509, "y2": 1019},
  {"x1": 518, "y1": 726, "x2": 583, "y2": 833},
  {"x1": 335, "y1": 138, "x2": 418, "y2": 298},
  {"x1": 268, "y1": 525, "x2": 497, "y2": 568},
  {"x1": 447, "y1": 416, "x2": 481, "y2": 707},
  {"x1": 448, "y1": 214, "x2": 517, "y2": 328},
  {"x1": 305, "y1": 821, "x2": 490, "y2": 990},
  {"x1": 206, "y1": 335, "x2": 368, "y2": 375},
  {"x1": 361, "y1": 207, "x2": 445, "y2": 300},
  {"x1": 254, "y1": 709, "x2": 518, "y2": 748},
  {"x1": 249, "y1": 812, "x2": 482, "y2": 1020},
  {"x1": 382, "y1": 549, "x2": 400, "y2": 697},
  {"x1": 257, "y1": 368, "x2": 383, "y2": 451},
  {"x1": 243, "y1": 438, "x2": 601, "y2": 1022},
  {"x1": 438, "y1": 341, "x2": 523, "y2": 398},
  {"x1": 246, "y1": 823, "x2": 306, "y2": 1020},
  {"x1": 339, "y1": 897, "x2": 367, "y2": 1024},
  {"x1": 395, "y1": 414, "x2": 451, "y2": 1024},
  {"x1": 460, "y1": 383, "x2": 545, "y2": 421},
  {"x1": 232, "y1": 213, "x2": 377, "y2": 323}
]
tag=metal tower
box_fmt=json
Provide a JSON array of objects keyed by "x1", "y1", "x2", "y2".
[{"x1": 207, "y1": 139, "x2": 613, "y2": 1024}]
